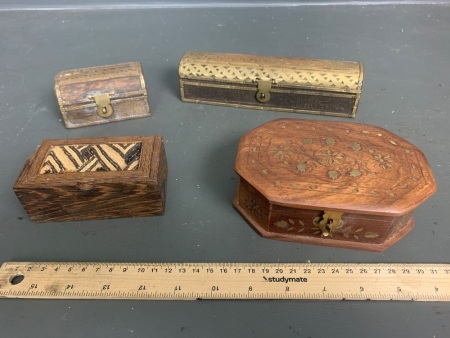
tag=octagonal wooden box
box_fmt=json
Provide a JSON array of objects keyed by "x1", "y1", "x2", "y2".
[{"x1": 233, "y1": 119, "x2": 436, "y2": 251}]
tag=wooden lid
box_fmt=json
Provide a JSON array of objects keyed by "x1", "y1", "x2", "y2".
[
  {"x1": 235, "y1": 119, "x2": 436, "y2": 216},
  {"x1": 14, "y1": 135, "x2": 165, "y2": 187},
  {"x1": 55, "y1": 62, "x2": 147, "y2": 106},
  {"x1": 179, "y1": 51, "x2": 363, "y2": 93}
]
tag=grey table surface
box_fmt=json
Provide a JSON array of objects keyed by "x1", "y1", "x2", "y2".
[{"x1": 0, "y1": 4, "x2": 449, "y2": 337}]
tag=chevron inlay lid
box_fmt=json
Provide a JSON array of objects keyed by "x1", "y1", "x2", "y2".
[{"x1": 39, "y1": 143, "x2": 142, "y2": 174}]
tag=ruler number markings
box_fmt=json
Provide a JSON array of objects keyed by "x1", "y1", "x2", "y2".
[{"x1": 0, "y1": 262, "x2": 448, "y2": 300}]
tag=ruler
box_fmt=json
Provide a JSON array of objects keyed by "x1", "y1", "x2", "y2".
[{"x1": 0, "y1": 262, "x2": 449, "y2": 301}]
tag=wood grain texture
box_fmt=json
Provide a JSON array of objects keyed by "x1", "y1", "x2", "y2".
[
  {"x1": 54, "y1": 62, "x2": 151, "y2": 128},
  {"x1": 233, "y1": 189, "x2": 415, "y2": 252},
  {"x1": 179, "y1": 51, "x2": 363, "y2": 117},
  {"x1": 13, "y1": 135, "x2": 167, "y2": 223},
  {"x1": 233, "y1": 119, "x2": 436, "y2": 251}
]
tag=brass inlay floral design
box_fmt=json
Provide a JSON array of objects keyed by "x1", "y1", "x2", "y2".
[
  {"x1": 244, "y1": 198, "x2": 262, "y2": 218},
  {"x1": 273, "y1": 216, "x2": 380, "y2": 242},
  {"x1": 326, "y1": 137, "x2": 336, "y2": 146},
  {"x1": 269, "y1": 144, "x2": 292, "y2": 161},
  {"x1": 349, "y1": 169, "x2": 361, "y2": 177},
  {"x1": 245, "y1": 120, "x2": 424, "y2": 199},
  {"x1": 336, "y1": 226, "x2": 363, "y2": 240},
  {"x1": 274, "y1": 219, "x2": 305, "y2": 233},
  {"x1": 328, "y1": 170, "x2": 339, "y2": 180},
  {"x1": 351, "y1": 142, "x2": 361, "y2": 151},
  {"x1": 364, "y1": 232, "x2": 379, "y2": 239},
  {"x1": 318, "y1": 224, "x2": 378, "y2": 240},
  {"x1": 372, "y1": 154, "x2": 394, "y2": 169},
  {"x1": 311, "y1": 217, "x2": 379, "y2": 241},
  {"x1": 297, "y1": 162, "x2": 307, "y2": 173},
  {"x1": 316, "y1": 149, "x2": 344, "y2": 166}
]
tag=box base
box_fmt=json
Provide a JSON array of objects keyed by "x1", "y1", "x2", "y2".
[
  {"x1": 181, "y1": 81, "x2": 357, "y2": 118},
  {"x1": 232, "y1": 192, "x2": 414, "y2": 252}
]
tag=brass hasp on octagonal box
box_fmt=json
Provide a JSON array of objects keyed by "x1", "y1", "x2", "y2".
[{"x1": 233, "y1": 118, "x2": 436, "y2": 251}]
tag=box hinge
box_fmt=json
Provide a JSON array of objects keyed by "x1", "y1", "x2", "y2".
[
  {"x1": 314, "y1": 211, "x2": 344, "y2": 237},
  {"x1": 255, "y1": 79, "x2": 273, "y2": 103},
  {"x1": 89, "y1": 93, "x2": 114, "y2": 118}
]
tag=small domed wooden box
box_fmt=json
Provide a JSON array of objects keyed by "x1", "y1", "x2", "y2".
[
  {"x1": 233, "y1": 119, "x2": 436, "y2": 251},
  {"x1": 55, "y1": 62, "x2": 151, "y2": 128}
]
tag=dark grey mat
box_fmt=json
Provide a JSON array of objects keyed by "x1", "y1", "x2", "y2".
[{"x1": 0, "y1": 4, "x2": 449, "y2": 337}]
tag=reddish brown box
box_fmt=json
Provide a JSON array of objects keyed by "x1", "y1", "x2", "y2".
[
  {"x1": 233, "y1": 119, "x2": 436, "y2": 251},
  {"x1": 14, "y1": 135, "x2": 167, "y2": 222}
]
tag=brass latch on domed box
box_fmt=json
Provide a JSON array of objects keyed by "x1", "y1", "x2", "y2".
[{"x1": 89, "y1": 93, "x2": 114, "y2": 118}]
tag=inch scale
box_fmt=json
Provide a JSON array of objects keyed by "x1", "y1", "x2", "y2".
[{"x1": 0, "y1": 262, "x2": 449, "y2": 301}]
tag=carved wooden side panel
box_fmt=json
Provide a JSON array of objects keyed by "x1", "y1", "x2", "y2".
[
  {"x1": 238, "y1": 179, "x2": 270, "y2": 231},
  {"x1": 269, "y1": 205, "x2": 394, "y2": 245}
]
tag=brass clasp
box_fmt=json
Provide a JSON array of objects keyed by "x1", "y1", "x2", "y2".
[
  {"x1": 316, "y1": 211, "x2": 344, "y2": 237},
  {"x1": 89, "y1": 93, "x2": 114, "y2": 118},
  {"x1": 255, "y1": 79, "x2": 272, "y2": 103}
]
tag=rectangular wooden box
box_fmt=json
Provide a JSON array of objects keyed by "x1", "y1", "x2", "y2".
[
  {"x1": 55, "y1": 62, "x2": 151, "y2": 128},
  {"x1": 13, "y1": 135, "x2": 167, "y2": 223},
  {"x1": 233, "y1": 119, "x2": 436, "y2": 251},
  {"x1": 179, "y1": 51, "x2": 364, "y2": 117}
]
